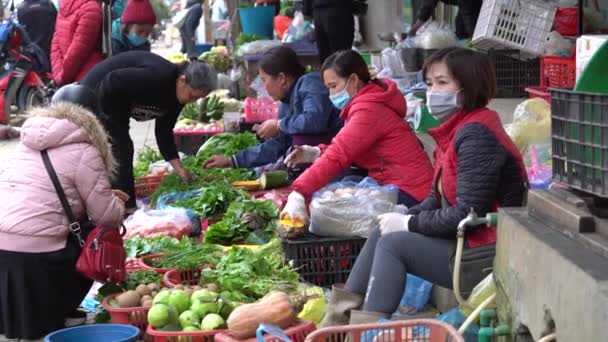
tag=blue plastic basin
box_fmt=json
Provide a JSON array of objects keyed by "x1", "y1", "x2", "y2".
[
  {"x1": 239, "y1": 6, "x2": 275, "y2": 39},
  {"x1": 45, "y1": 324, "x2": 140, "y2": 342}
]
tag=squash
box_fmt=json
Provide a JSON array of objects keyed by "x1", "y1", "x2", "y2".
[
  {"x1": 226, "y1": 292, "x2": 299, "y2": 339},
  {"x1": 232, "y1": 180, "x2": 261, "y2": 191}
]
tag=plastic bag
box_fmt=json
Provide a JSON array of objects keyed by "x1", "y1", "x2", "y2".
[
  {"x1": 413, "y1": 21, "x2": 458, "y2": 50},
  {"x1": 380, "y1": 48, "x2": 407, "y2": 78},
  {"x1": 250, "y1": 75, "x2": 271, "y2": 99},
  {"x1": 527, "y1": 145, "x2": 552, "y2": 190},
  {"x1": 506, "y1": 98, "x2": 551, "y2": 167},
  {"x1": 460, "y1": 273, "x2": 495, "y2": 317},
  {"x1": 398, "y1": 274, "x2": 433, "y2": 314},
  {"x1": 237, "y1": 40, "x2": 282, "y2": 57},
  {"x1": 124, "y1": 207, "x2": 194, "y2": 239},
  {"x1": 435, "y1": 309, "x2": 479, "y2": 342},
  {"x1": 297, "y1": 285, "x2": 326, "y2": 325},
  {"x1": 283, "y1": 11, "x2": 314, "y2": 43},
  {"x1": 542, "y1": 31, "x2": 575, "y2": 57},
  {"x1": 155, "y1": 190, "x2": 203, "y2": 235},
  {"x1": 309, "y1": 177, "x2": 405, "y2": 238}
]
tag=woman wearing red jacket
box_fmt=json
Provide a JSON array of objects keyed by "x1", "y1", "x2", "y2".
[
  {"x1": 281, "y1": 50, "x2": 433, "y2": 222},
  {"x1": 51, "y1": 0, "x2": 104, "y2": 85},
  {"x1": 318, "y1": 48, "x2": 527, "y2": 327}
]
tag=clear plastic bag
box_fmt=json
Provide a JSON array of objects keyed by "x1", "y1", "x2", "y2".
[
  {"x1": 309, "y1": 177, "x2": 406, "y2": 238},
  {"x1": 250, "y1": 75, "x2": 271, "y2": 99},
  {"x1": 413, "y1": 21, "x2": 458, "y2": 50},
  {"x1": 542, "y1": 31, "x2": 575, "y2": 57},
  {"x1": 124, "y1": 207, "x2": 194, "y2": 239},
  {"x1": 506, "y1": 98, "x2": 551, "y2": 167},
  {"x1": 460, "y1": 273, "x2": 495, "y2": 317},
  {"x1": 380, "y1": 48, "x2": 407, "y2": 78},
  {"x1": 237, "y1": 40, "x2": 282, "y2": 57}
]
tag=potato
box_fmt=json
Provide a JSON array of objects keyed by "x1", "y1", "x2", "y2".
[
  {"x1": 147, "y1": 283, "x2": 158, "y2": 292},
  {"x1": 135, "y1": 284, "x2": 152, "y2": 297},
  {"x1": 184, "y1": 288, "x2": 193, "y2": 297},
  {"x1": 174, "y1": 284, "x2": 185, "y2": 290},
  {"x1": 116, "y1": 290, "x2": 141, "y2": 308},
  {"x1": 140, "y1": 295, "x2": 153, "y2": 304},
  {"x1": 151, "y1": 291, "x2": 158, "y2": 297},
  {"x1": 141, "y1": 300, "x2": 153, "y2": 307}
]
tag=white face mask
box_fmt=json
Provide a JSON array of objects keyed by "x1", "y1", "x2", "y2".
[{"x1": 426, "y1": 90, "x2": 462, "y2": 122}]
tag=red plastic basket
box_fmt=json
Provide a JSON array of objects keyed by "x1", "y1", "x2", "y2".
[
  {"x1": 146, "y1": 326, "x2": 224, "y2": 342},
  {"x1": 244, "y1": 98, "x2": 280, "y2": 123},
  {"x1": 135, "y1": 175, "x2": 164, "y2": 198},
  {"x1": 525, "y1": 87, "x2": 551, "y2": 104},
  {"x1": 541, "y1": 55, "x2": 576, "y2": 89},
  {"x1": 304, "y1": 319, "x2": 463, "y2": 342},
  {"x1": 126, "y1": 258, "x2": 142, "y2": 272},
  {"x1": 215, "y1": 320, "x2": 316, "y2": 342},
  {"x1": 138, "y1": 253, "x2": 173, "y2": 274},
  {"x1": 102, "y1": 294, "x2": 151, "y2": 339},
  {"x1": 163, "y1": 268, "x2": 214, "y2": 288}
]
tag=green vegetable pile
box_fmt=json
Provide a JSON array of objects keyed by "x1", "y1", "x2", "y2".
[
  {"x1": 133, "y1": 147, "x2": 163, "y2": 178},
  {"x1": 204, "y1": 199, "x2": 279, "y2": 245},
  {"x1": 173, "y1": 183, "x2": 247, "y2": 219},
  {"x1": 200, "y1": 95, "x2": 224, "y2": 122},
  {"x1": 202, "y1": 239, "x2": 299, "y2": 303},
  {"x1": 124, "y1": 235, "x2": 196, "y2": 259},
  {"x1": 196, "y1": 132, "x2": 259, "y2": 161},
  {"x1": 149, "y1": 243, "x2": 225, "y2": 271},
  {"x1": 124, "y1": 270, "x2": 163, "y2": 290}
]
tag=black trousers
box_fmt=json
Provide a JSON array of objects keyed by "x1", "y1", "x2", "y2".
[
  {"x1": 102, "y1": 116, "x2": 136, "y2": 209},
  {"x1": 345, "y1": 227, "x2": 455, "y2": 314},
  {"x1": 313, "y1": 7, "x2": 354, "y2": 64}
]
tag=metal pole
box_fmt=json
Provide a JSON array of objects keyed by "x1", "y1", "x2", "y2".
[{"x1": 578, "y1": 0, "x2": 584, "y2": 36}]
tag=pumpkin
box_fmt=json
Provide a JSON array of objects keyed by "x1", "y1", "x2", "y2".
[{"x1": 226, "y1": 292, "x2": 299, "y2": 339}]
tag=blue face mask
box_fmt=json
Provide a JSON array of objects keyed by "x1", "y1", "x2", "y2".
[
  {"x1": 127, "y1": 33, "x2": 147, "y2": 47},
  {"x1": 329, "y1": 79, "x2": 352, "y2": 110}
]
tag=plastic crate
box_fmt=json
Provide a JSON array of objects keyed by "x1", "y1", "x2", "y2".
[
  {"x1": 551, "y1": 89, "x2": 608, "y2": 198},
  {"x1": 486, "y1": 49, "x2": 540, "y2": 98},
  {"x1": 554, "y1": 7, "x2": 579, "y2": 37},
  {"x1": 102, "y1": 294, "x2": 150, "y2": 339},
  {"x1": 146, "y1": 326, "x2": 224, "y2": 342},
  {"x1": 526, "y1": 87, "x2": 550, "y2": 104},
  {"x1": 304, "y1": 319, "x2": 463, "y2": 342},
  {"x1": 472, "y1": 0, "x2": 557, "y2": 59},
  {"x1": 542, "y1": 55, "x2": 576, "y2": 89},
  {"x1": 135, "y1": 175, "x2": 164, "y2": 198},
  {"x1": 215, "y1": 320, "x2": 316, "y2": 342},
  {"x1": 281, "y1": 233, "x2": 366, "y2": 287},
  {"x1": 163, "y1": 268, "x2": 215, "y2": 288},
  {"x1": 126, "y1": 258, "x2": 142, "y2": 272},
  {"x1": 174, "y1": 130, "x2": 223, "y2": 156},
  {"x1": 244, "y1": 98, "x2": 280, "y2": 123}
]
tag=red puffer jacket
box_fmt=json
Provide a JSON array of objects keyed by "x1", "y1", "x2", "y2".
[
  {"x1": 51, "y1": 0, "x2": 104, "y2": 85},
  {"x1": 292, "y1": 79, "x2": 433, "y2": 201}
]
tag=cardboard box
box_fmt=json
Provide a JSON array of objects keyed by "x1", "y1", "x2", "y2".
[{"x1": 576, "y1": 35, "x2": 608, "y2": 81}]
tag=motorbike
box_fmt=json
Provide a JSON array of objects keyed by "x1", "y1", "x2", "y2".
[{"x1": 0, "y1": 9, "x2": 54, "y2": 126}]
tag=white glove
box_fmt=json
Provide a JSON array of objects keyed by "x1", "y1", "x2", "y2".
[
  {"x1": 280, "y1": 192, "x2": 309, "y2": 225},
  {"x1": 284, "y1": 145, "x2": 321, "y2": 168},
  {"x1": 378, "y1": 213, "x2": 412, "y2": 236}
]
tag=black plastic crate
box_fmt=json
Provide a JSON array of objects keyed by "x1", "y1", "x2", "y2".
[
  {"x1": 485, "y1": 49, "x2": 540, "y2": 98},
  {"x1": 551, "y1": 89, "x2": 608, "y2": 198},
  {"x1": 281, "y1": 233, "x2": 366, "y2": 287}
]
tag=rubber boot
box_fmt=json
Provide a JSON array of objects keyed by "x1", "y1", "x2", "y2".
[
  {"x1": 349, "y1": 310, "x2": 390, "y2": 325},
  {"x1": 319, "y1": 285, "x2": 364, "y2": 328}
]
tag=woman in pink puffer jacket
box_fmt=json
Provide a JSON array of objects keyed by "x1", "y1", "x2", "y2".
[{"x1": 0, "y1": 103, "x2": 126, "y2": 340}]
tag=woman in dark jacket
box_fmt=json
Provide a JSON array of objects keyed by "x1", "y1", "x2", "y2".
[
  {"x1": 111, "y1": 0, "x2": 156, "y2": 55},
  {"x1": 410, "y1": 0, "x2": 482, "y2": 39},
  {"x1": 52, "y1": 51, "x2": 217, "y2": 210},
  {"x1": 320, "y1": 48, "x2": 527, "y2": 326},
  {"x1": 180, "y1": 0, "x2": 203, "y2": 60},
  {"x1": 203, "y1": 46, "x2": 342, "y2": 170}
]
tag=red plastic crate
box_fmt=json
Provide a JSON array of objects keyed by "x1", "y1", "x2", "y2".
[
  {"x1": 146, "y1": 326, "x2": 224, "y2": 342},
  {"x1": 102, "y1": 294, "x2": 151, "y2": 339},
  {"x1": 244, "y1": 98, "x2": 280, "y2": 123},
  {"x1": 541, "y1": 55, "x2": 576, "y2": 89},
  {"x1": 126, "y1": 258, "x2": 142, "y2": 272},
  {"x1": 163, "y1": 268, "x2": 214, "y2": 288},
  {"x1": 525, "y1": 87, "x2": 550, "y2": 104},
  {"x1": 135, "y1": 175, "x2": 164, "y2": 198},
  {"x1": 215, "y1": 320, "x2": 316, "y2": 342}
]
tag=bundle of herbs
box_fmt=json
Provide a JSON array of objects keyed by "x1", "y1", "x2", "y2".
[
  {"x1": 172, "y1": 183, "x2": 248, "y2": 219},
  {"x1": 123, "y1": 235, "x2": 196, "y2": 259},
  {"x1": 150, "y1": 243, "x2": 225, "y2": 271},
  {"x1": 202, "y1": 239, "x2": 299, "y2": 303},
  {"x1": 204, "y1": 199, "x2": 279, "y2": 245}
]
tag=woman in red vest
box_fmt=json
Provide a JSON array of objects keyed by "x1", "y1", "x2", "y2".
[{"x1": 319, "y1": 48, "x2": 528, "y2": 326}]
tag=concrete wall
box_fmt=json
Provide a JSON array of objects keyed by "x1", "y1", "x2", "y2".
[
  {"x1": 360, "y1": 0, "x2": 403, "y2": 51},
  {"x1": 495, "y1": 208, "x2": 608, "y2": 341}
]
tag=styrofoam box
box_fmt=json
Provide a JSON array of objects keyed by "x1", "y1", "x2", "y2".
[{"x1": 576, "y1": 35, "x2": 608, "y2": 81}]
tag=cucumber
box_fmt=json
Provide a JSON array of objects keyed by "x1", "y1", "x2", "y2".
[{"x1": 260, "y1": 170, "x2": 289, "y2": 190}]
